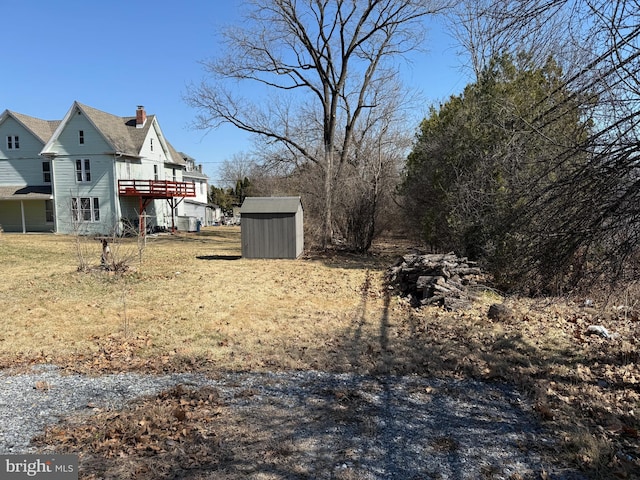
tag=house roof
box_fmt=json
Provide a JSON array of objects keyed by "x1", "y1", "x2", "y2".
[
  {"x1": 240, "y1": 196, "x2": 302, "y2": 214},
  {"x1": 41, "y1": 102, "x2": 186, "y2": 166},
  {"x1": 183, "y1": 169, "x2": 208, "y2": 180},
  {"x1": 0, "y1": 110, "x2": 60, "y2": 144},
  {"x1": 180, "y1": 151, "x2": 208, "y2": 180},
  {"x1": 165, "y1": 141, "x2": 187, "y2": 167},
  {"x1": 79, "y1": 102, "x2": 150, "y2": 156},
  {"x1": 0, "y1": 185, "x2": 52, "y2": 200}
]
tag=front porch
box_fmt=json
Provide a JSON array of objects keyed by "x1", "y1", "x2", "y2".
[{"x1": 0, "y1": 186, "x2": 53, "y2": 233}]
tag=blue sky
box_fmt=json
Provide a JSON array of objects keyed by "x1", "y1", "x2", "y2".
[{"x1": 3, "y1": 0, "x2": 471, "y2": 185}]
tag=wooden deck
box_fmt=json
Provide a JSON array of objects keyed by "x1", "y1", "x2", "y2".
[{"x1": 118, "y1": 179, "x2": 196, "y2": 198}]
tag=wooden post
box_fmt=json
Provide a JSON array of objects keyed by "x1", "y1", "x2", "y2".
[{"x1": 101, "y1": 239, "x2": 112, "y2": 269}]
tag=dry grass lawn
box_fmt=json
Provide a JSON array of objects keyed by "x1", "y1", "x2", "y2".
[
  {"x1": 1, "y1": 227, "x2": 639, "y2": 478},
  {"x1": 1, "y1": 227, "x2": 392, "y2": 373}
]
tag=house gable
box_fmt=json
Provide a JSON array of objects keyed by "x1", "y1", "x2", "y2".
[
  {"x1": 137, "y1": 117, "x2": 179, "y2": 166},
  {"x1": 42, "y1": 102, "x2": 125, "y2": 157},
  {"x1": 0, "y1": 110, "x2": 57, "y2": 160},
  {"x1": 0, "y1": 110, "x2": 56, "y2": 186}
]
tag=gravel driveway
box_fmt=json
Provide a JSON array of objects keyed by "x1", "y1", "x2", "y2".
[{"x1": 0, "y1": 365, "x2": 587, "y2": 479}]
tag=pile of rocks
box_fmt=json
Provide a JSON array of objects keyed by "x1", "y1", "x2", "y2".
[{"x1": 386, "y1": 253, "x2": 485, "y2": 310}]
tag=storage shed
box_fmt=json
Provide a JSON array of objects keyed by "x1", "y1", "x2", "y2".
[{"x1": 240, "y1": 196, "x2": 304, "y2": 259}]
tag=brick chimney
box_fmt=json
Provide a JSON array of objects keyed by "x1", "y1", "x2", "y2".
[{"x1": 136, "y1": 105, "x2": 147, "y2": 128}]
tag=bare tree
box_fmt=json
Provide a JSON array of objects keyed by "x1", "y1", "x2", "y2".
[
  {"x1": 219, "y1": 152, "x2": 258, "y2": 189},
  {"x1": 336, "y1": 77, "x2": 412, "y2": 251},
  {"x1": 448, "y1": 0, "x2": 593, "y2": 78},
  {"x1": 187, "y1": 0, "x2": 448, "y2": 248}
]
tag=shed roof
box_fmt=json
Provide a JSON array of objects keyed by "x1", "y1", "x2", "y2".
[{"x1": 240, "y1": 196, "x2": 302, "y2": 214}]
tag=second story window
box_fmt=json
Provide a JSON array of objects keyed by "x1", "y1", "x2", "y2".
[
  {"x1": 6, "y1": 135, "x2": 19, "y2": 149},
  {"x1": 75, "y1": 159, "x2": 91, "y2": 182},
  {"x1": 172, "y1": 168, "x2": 177, "y2": 182},
  {"x1": 79, "y1": 130, "x2": 84, "y2": 145},
  {"x1": 42, "y1": 161, "x2": 51, "y2": 183},
  {"x1": 153, "y1": 165, "x2": 159, "y2": 181}
]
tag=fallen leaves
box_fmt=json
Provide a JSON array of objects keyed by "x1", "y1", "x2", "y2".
[
  {"x1": 33, "y1": 385, "x2": 224, "y2": 478},
  {"x1": 391, "y1": 294, "x2": 640, "y2": 476}
]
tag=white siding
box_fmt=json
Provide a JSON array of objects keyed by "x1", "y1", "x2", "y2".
[
  {"x1": 0, "y1": 117, "x2": 47, "y2": 185},
  {"x1": 48, "y1": 112, "x2": 119, "y2": 234},
  {"x1": 0, "y1": 117, "x2": 44, "y2": 160},
  {"x1": 52, "y1": 154, "x2": 117, "y2": 234},
  {"x1": 48, "y1": 118, "x2": 111, "y2": 233},
  {"x1": 0, "y1": 158, "x2": 47, "y2": 186},
  {"x1": 137, "y1": 122, "x2": 167, "y2": 164},
  {"x1": 47, "y1": 111, "x2": 112, "y2": 156}
]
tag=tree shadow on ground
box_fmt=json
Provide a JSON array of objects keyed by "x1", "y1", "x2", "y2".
[
  {"x1": 325, "y1": 273, "x2": 638, "y2": 479},
  {"x1": 196, "y1": 255, "x2": 242, "y2": 261},
  {"x1": 49, "y1": 372, "x2": 575, "y2": 479}
]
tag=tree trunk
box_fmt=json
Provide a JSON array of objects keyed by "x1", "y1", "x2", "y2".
[{"x1": 321, "y1": 145, "x2": 334, "y2": 249}]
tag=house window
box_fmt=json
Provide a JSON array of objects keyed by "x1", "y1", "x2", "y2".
[
  {"x1": 125, "y1": 159, "x2": 131, "y2": 178},
  {"x1": 153, "y1": 164, "x2": 159, "y2": 181},
  {"x1": 79, "y1": 130, "x2": 84, "y2": 145},
  {"x1": 6, "y1": 135, "x2": 19, "y2": 149},
  {"x1": 71, "y1": 197, "x2": 100, "y2": 222},
  {"x1": 75, "y1": 159, "x2": 91, "y2": 182},
  {"x1": 172, "y1": 168, "x2": 177, "y2": 182},
  {"x1": 150, "y1": 138, "x2": 154, "y2": 151},
  {"x1": 93, "y1": 198, "x2": 100, "y2": 221},
  {"x1": 42, "y1": 161, "x2": 51, "y2": 183},
  {"x1": 45, "y1": 200, "x2": 54, "y2": 223}
]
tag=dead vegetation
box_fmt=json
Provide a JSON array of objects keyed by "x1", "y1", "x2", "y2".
[
  {"x1": 1, "y1": 228, "x2": 639, "y2": 478},
  {"x1": 34, "y1": 385, "x2": 226, "y2": 479}
]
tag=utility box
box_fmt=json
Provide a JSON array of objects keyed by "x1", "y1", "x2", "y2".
[
  {"x1": 240, "y1": 196, "x2": 304, "y2": 259},
  {"x1": 177, "y1": 216, "x2": 198, "y2": 232}
]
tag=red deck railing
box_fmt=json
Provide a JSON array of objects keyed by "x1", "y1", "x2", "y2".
[{"x1": 118, "y1": 179, "x2": 196, "y2": 198}]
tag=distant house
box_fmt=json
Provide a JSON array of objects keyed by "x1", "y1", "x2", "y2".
[
  {"x1": 180, "y1": 153, "x2": 211, "y2": 226},
  {"x1": 208, "y1": 204, "x2": 223, "y2": 225},
  {"x1": 240, "y1": 196, "x2": 304, "y2": 259},
  {"x1": 0, "y1": 102, "x2": 208, "y2": 234}
]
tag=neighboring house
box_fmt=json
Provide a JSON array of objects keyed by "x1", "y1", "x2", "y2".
[
  {"x1": 0, "y1": 102, "x2": 202, "y2": 235},
  {"x1": 180, "y1": 153, "x2": 211, "y2": 226},
  {"x1": 209, "y1": 204, "x2": 223, "y2": 225}
]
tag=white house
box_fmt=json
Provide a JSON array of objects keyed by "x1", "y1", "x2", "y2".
[{"x1": 0, "y1": 102, "x2": 209, "y2": 234}]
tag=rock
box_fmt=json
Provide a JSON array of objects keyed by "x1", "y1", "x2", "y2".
[
  {"x1": 586, "y1": 325, "x2": 618, "y2": 339},
  {"x1": 488, "y1": 303, "x2": 513, "y2": 321}
]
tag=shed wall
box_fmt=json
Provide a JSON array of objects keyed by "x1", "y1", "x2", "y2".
[{"x1": 242, "y1": 211, "x2": 302, "y2": 259}]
